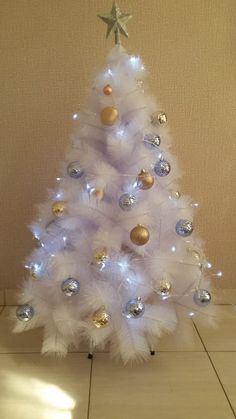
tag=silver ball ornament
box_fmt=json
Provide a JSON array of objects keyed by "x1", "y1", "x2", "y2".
[
  {"x1": 176, "y1": 219, "x2": 194, "y2": 237},
  {"x1": 154, "y1": 160, "x2": 171, "y2": 177},
  {"x1": 193, "y1": 289, "x2": 211, "y2": 307},
  {"x1": 124, "y1": 297, "x2": 145, "y2": 319},
  {"x1": 61, "y1": 277, "x2": 80, "y2": 296},
  {"x1": 144, "y1": 133, "x2": 161, "y2": 149},
  {"x1": 119, "y1": 193, "x2": 136, "y2": 211},
  {"x1": 67, "y1": 161, "x2": 84, "y2": 179},
  {"x1": 16, "y1": 304, "x2": 34, "y2": 322}
]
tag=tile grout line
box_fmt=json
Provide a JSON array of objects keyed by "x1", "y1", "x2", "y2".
[
  {"x1": 87, "y1": 356, "x2": 94, "y2": 419},
  {"x1": 192, "y1": 321, "x2": 236, "y2": 418}
]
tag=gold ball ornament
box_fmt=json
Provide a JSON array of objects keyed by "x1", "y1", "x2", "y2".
[
  {"x1": 51, "y1": 201, "x2": 66, "y2": 217},
  {"x1": 100, "y1": 106, "x2": 119, "y2": 126},
  {"x1": 130, "y1": 224, "x2": 150, "y2": 246},
  {"x1": 103, "y1": 84, "x2": 113, "y2": 95},
  {"x1": 157, "y1": 112, "x2": 167, "y2": 125},
  {"x1": 92, "y1": 307, "x2": 111, "y2": 328},
  {"x1": 151, "y1": 111, "x2": 167, "y2": 126},
  {"x1": 93, "y1": 247, "x2": 109, "y2": 264},
  {"x1": 91, "y1": 188, "x2": 105, "y2": 201},
  {"x1": 157, "y1": 280, "x2": 172, "y2": 297},
  {"x1": 137, "y1": 169, "x2": 154, "y2": 190}
]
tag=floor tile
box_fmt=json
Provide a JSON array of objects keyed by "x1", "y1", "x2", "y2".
[
  {"x1": 0, "y1": 353, "x2": 90, "y2": 419},
  {"x1": 89, "y1": 352, "x2": 234, "y2": 419},
  {"x1": 194, "y1": 305, "x2": 236, "y2": 351},
  {"x1": 209, "y1": 352, "x2": 236, "y2": 416}
]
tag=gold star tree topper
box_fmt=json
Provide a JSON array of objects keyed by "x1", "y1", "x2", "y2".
[{"x1": 98, "y1": 1, "x2": 132, "y2": 45}]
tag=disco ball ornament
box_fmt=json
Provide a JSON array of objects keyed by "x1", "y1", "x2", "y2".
[
  {"x1": 124, "y1": 297, "x2": 145, "y2": 319},
  {"x1": 16, "y1": 304, "x2": 34, "y2": 322},
  {"x1": 154, "y1": 160, "x2": 171, "y2": 177},
  {"x1": 130, "y1": 224, "x2": 150, "y2": 246},
  {"x1": 193, "y1": 289, "x2": 211, "y2": 307},
  {"x1": 92, "y1": 307, "x2": 111, "y2": 328},
  {"x1": 137, "y1": 169, "x2": 154, "y2": 190},
  {"x1": 67, "y1": 161, "x2": 84, "y2": 179},
  {"x1": 144, "y1": 133, "x2": 161, "y2": 149},
  {"x1": 157, "y1": 280, "x2": 172, "y2": 297},
  {"x1": 51, "y1": 201, "x2": 66, "y2": 217},
  {"x1": 176, "y1": 219, "x2": 194, "y2": 237},
  {"x1": 119, "y1": 193, "x2": 136, "y2": 211},
  {"x1": 61, "y1": 278, "x2": 80, "y2": 297}
]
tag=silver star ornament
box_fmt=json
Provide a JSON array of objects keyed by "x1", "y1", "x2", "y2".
[{"x1": 98, "y1": 1, "x2": 132, "y2": 45}]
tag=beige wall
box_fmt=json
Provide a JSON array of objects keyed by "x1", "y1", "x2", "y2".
[{"x1": 1, "y1": 0, "x2": 235, "y2": 289}]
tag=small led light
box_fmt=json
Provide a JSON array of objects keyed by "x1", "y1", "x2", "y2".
[
  {"x1": 63, "y1": 236, "x2": 67, "y2": 242},
  {"x1": 171, "y1": 246, "x2": 176, "y2": 253},
  {"x1": 55, "y1": 192, "x2": 63, "y2": 199},
  {"x1": 206, "y1": 262, "x2": 212, "y2": 269},
  {"x1": 56, "y1": 177, "x2": 61, "y2": 181},
  {"x1": 191, "y1": 202, "x2": 199, "y2": 208},
  {"x1": 72, "y1": 113, "x2": 79, "y2": 120},
  {"x1": 189, "y1": 312, "x2": 195, "y2": 317}
]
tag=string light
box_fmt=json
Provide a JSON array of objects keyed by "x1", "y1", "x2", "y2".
[
  {"x1": 129, "y1": 56, "x2": 145, "y2": 71},
  {"x1": 171, "y1": 246, "x2": 176, "y2": 253},
  {"x1": 72, "y1": 113, "x2": 79, "y2": 120}
]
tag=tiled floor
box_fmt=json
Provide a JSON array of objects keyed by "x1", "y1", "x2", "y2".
[{"x1": 0, "y1": 304, "x2": 235, "y2": 419}]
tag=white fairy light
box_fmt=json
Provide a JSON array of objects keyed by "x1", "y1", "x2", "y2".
[
  {"x1": 116, "y1": 127, "x2": 125, "y2": 139},
  {"x1": 129, "y1": 56, "x2": 145, "y2": 71},
  {"x1": 191, "y1": 202, "x2": 199, "y2": 208},
  {"x1": 72, "y1": 113, "x2": 79, "y2": 120},
  {"x1": 63, "y1": 236, "x2": 67, "y2": 242},
  {"x1": 171, "y1": 246, "x2": 176, "y2": 253},
  {"x1": 105, "y1": 68, "x2": 113, "y2": 77},
  {"x1": 189, "y1": 312, "x2": 195, "y2": 317},
  {"x1": 212, "y1": 271, "x2": 223, "y2": 278},
  {"x1": 56, "y1": 177, "x2": 61, "y2": 181},
  {"x1": 206, "y1": 262, "x2": 212, "y2": 269}
]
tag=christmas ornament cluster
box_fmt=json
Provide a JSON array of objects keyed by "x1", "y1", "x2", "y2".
[{"x1": 14, "y1": 2, "x2": 219, "y2": 364}]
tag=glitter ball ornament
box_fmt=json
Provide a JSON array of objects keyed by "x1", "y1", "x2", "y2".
[
  {"x1": 92, "y1": 307, "x2": 111, "y2": 328},
  {"x1": 130, "y1": 224, "x2": 150, "y2": 246},
  {"x1": 176, "y1": 219, "x2": 194, "y2": 237},
  {"x1": 16, "y1": 304, "x2": 34, "y2": 322},
  {"x1": 67, "y1": 161, "x2": 84, "y2": 179},
  {"x1": 151, "y1": 111, "x2": 167, "y2": 126},
  {"x1": 124, "y1": 297, "x2": 145, "y2": 319},
  {"x1": 61, "y1": 278, "x2": 80, "y2": 297},
  {"x1": 93, "y1": 247, "x2": 109, "y2": 265},
  {"x1": 137, "y1": 169, "x2": 154, "y2": 190},
  {"x1": 157, "y1": 280, "x2": 172, "y2": 297},
  {"x1": 144, "y1": 133, "x2": 161, "y2": 149},
  {"x1": 193, "y1": 289, "x2": 211, "y2": 307},
  {"x1": 154, "y1": 160, "x2": 171, "y2": 177},
  {"x1": 52, "y1": 201, "x2": 66, "y2": 217},
  {"x1": 103, "y1": 84, "x2": 113, "y2": 95},
  {"x1": 100, "y1": 106, "x2": 119, "y2": 126},
  {"x1": 119, "y1": 193, "x2": 136, "y2": 211}
]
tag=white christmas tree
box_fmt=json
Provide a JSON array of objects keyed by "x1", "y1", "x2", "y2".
[{"x1": 14, "y1": 2, "x2": 217, "y2": 364}]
